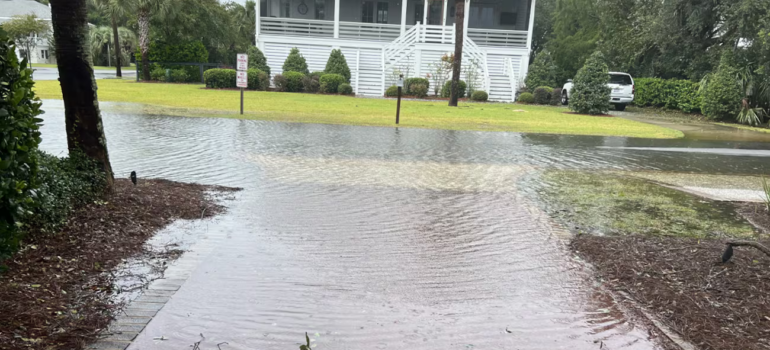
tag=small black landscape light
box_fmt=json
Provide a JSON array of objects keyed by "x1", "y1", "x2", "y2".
[
  {"x1": 722, "y1": 243, "x2": 734, "y2": 263},
  {"x1": 130, "y1": 171, "x2": 137, "y2": 186}
]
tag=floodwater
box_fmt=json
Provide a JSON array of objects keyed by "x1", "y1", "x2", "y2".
[
  {"x1": 31, "y1": 67, "x2": 136, "y2": 81},
  {"x1": 37, "y1": 100, "x2": 770, "y2": 350}
]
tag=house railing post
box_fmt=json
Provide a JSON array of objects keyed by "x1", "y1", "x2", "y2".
[
  {"x1": 334, "y1": 0, "x2": 341, "y2": 38},
  {"x1": 400, "y1": 0, "x2": 408, "y2": 35}
]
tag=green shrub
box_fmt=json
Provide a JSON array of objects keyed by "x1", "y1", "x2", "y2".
[
  {"x1": 550, "y1": 88, "x2": 563, "y2": 105},
  {"x1": 247, "y1": 68, "x2": 269, "y2": 90},
  {"x1": 324, "y1": 49, "x2": 351, "y2": 82},
  {"x1": 411, "y1": 83, "x2": 428, "y2": 98},
  {"x1": 283, "y1": 47, "x2": 309, "y2": 75},
  {"x1": 203, "y1": 68, "x2": 237, "y2": 89},
  {"x1": 533, "y1": 86, "x2": 553, "y2": 104},
  {"x1": 273, "y1": 74, "x2": 288, "y2": 92},
  {"x1": 471, "y1": 90, "x2": 489, "y2": 101},
  {"x1": 569, "y1": 51, "x2": 611, "y2": 115},
  {"x1": 525, "y1": 51, "x2": 557, "y2": 92},
  {"x1": 136, "y1": 41, "x2": 209, "y2": 82},
  {"x1": 441, "y1": 80, "x2": 467, "y2": 98},
  {"x1": 309, "y1": 71, "x2": 324, "y2": 80},
  {"x1": 633, "y1": 78, "x2": 702, "y2": 113},
  {"x1": 405, "y1": 78, "x2": 430, "y2": 95},
  {"x1": 247, "y1": 46, "x2": 271, "y2": 76},
  {"x1": 150, "y1": 65, "x2": 166, "y2": 81},
  {"x1": 517, "y1": 92, "x2": 535, "y2": 104},
  {"x1": 170, "y1": 69, "x2": 189, "y2": 83},
  {"x1": 302, "y1": 75, "x2": 320, "y2": 93},
  {"x1": 29, "y1": 152, "x2": 106, "y2": 234},
  {"x1": 0, "y1": 27, "x2": 43, "y2": 259},
  {"x1": 338, "y1": 83, "x2": 353, "y2": 95},
  {"x1": 320, "y1": 73, "x2": 346, "y2": 94},
  {"x1": 385, "y1": 85, "x2": 399, "y2": 97},
  {"x1": 702, "y1": 54, "x2": 743, "y2": 120},
  {"x1": 283, "y1": 71, "x2": 305, "y2": 92}
]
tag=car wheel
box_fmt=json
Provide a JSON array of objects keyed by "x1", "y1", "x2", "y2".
[
  {"x1": 615, "y1": 104, "x2": 627, "y2": 111},
  {"x1": 561, "y1": 91, "x2": 568, "y2": 105}
]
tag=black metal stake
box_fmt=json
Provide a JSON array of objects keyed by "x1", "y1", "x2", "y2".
[{"x1": 240, "y1": 88, "x2": 244, "y2": 115}]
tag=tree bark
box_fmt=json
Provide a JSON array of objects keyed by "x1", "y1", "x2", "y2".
[
  {"x1": 448, "y1": 0, "x2": 465, "y2": 107},
  {"x1": 49, "y1": 0, "x2": 115, "y2": 190},
  {"x1": 138, "y1": 8, "x2": 151, "y2": 81},
  {"x1": 111, "y1": 14, "x2": 122, "y2": 77}
]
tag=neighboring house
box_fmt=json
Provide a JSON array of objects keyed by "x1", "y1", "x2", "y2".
[
  {"x1": 0, "y1": 0, "x2": 55, "y2": 64},
  {"x1": 256, "y1": 0, "x2": 535, "y2": 101}
]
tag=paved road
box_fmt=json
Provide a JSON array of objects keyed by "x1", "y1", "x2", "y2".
[{"x1": 31, "y1": 67, "x2": 136, "y2": 81}]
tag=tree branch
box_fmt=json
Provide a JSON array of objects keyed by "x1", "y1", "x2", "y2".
[{"x1": 726, "y1": 240, "x2": 770, "y2": 258}]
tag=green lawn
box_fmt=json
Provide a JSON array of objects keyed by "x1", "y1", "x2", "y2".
[
  {"x1": 33, "y1": 80, "x2": 683, "y2": 139},
  {"x1": 32, "y1": 63, "x2": 129, "y2": 71}
]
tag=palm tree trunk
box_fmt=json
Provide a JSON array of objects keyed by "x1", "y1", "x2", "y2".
[
  {"x1": 111, "y1": 14, "x2": 122, "y2": 77},
  {"x1": 49, "y1": 0, "x2": 115, "y2": 190},
  {"x1": 138, "y1": 8, "x2": 151, "y2": 81},
  {"x1": 448, "y1": 0, "x2": 465, "y2": 107}
]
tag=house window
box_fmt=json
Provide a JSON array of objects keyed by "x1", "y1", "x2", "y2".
[
  {"x1": 376, "y1": 2, "x2": 388, "y2": 23},
  {"x1": 414, "y1": 3, "x2": 423, "y2": 24},
  {"x1": 41, "y1": 49, "x2": 48, "y2": 59},
  {"x1": 500, "y1": 11, "x2": 517, "y2": 26},
  {"x1": 361, "y1": 1, "x2": 374, "y2": 23},
  {"x1": 315, "y1": 0, "x2": 325, "y2": 19},
  {"x1": 280, "y1": 0, "x2": 290, "y2": 17}
]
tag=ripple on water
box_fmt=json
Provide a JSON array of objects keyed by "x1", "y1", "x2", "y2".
[{"x1": 34, "y1": 100, "x2": 770, "y2": 349}]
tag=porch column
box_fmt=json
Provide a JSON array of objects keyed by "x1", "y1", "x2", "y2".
[
  {"x1": 441, "y1": 0, "x2": 448, "y2": 43},
  {"x1": 401, "y1": 0, "x2": 408, "y2": 34},
  {"x1": 423, "y1": 0, "x2": 428, "y2": 25},
  {"x1": 463, "y1": 0, "x2": 470, "y2": 39},
  {"x1": 334, "y1": 0, "x2": 341, "y2": 38},
  {"x1": 255, "y1": 0, "x2": 260, "y2": 43},
  {"x1": 526, "y1": 0, "x2": 536, "y2": 50}
]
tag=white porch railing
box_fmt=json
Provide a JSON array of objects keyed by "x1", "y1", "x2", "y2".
[
  {"x1": 260, "y1": 17, "x2": 334, "y2": 37},
  {"x1": 503, "y1": 57, "x2": 517, "y2": 102},
  {"x1": 339, "y1": 21, "x2": 404, "y2": 41},
  {"x1": 467, "y1": 28, "x2": 528, "y2": 47},
  {"x1": 418, "y1": 24, "x2": 455, "y2": 44}
]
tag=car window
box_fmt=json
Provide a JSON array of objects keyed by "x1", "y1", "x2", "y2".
[{"x1": 609, "y1": 74, "x2": 632, "y2": 85}]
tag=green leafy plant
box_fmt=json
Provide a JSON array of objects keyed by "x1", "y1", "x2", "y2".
[
  {"x1": 324, "y1": 49, "x2": 351, "y2": 82},
  {"x1": 247, "y1": 68, "x2": 269, "y2": 91},
  {"x1": 471, "y1": 90, "x2": 489, "y2": 102},
  {"x1": 701, "y1": 52, "x2": 743, "y2": 120},
  {"x1": 299, "y1": 332, "x2": 312, "y2": 350},
  {"x1": 247, "y1": 46, "x2": 271, "y2": 76},
  {"x1": 550, "y1": 88, "x2": 563, "y2": 105},
  {"x1": 150, "y1": 65, "x2": 167, "y2": 81},
  {"x1": 319, "y1": 73, "x2": 346, "y2": 94},
  {"x1": 736, "y1": 100, "x2": 767, "y2": 126},
  {"x1": 517, "y1": 92, "x2": 535, "y2": 104},
  {"x1": 404, "y1": 77, "x2": 429, "y2": 95},
  {"x1": 633, "y1": 78, "x2": 702, "y2": 113},
  {"x1": 411, "y1": 83, "x2": 428, "y2": 98},
  {"x1": 170, "y1": 69, "x2": 189, "y2": 83},
  {"x1": 136, "y1": 41, "x2": 209, "y2": 82},
  {"x1": 273, "y1": 74, "x2": 288, "y2": 92},
  {"x1": 282, "y1": 71, "x2": 305, "y2": 92},
  {"x1": 525, "y1": 51, "x2": 557, "y2": 92},
  {"x1": 337, "y1": 83, "x2": 353, "y2": 95},
  {"x1": 441, "y1": 80, "x2": 466, "y2": 98},
  {"x1": 302, "y1": 75, "x2": 320, "y2": 93},
  {"x1": 203, "y1": 68, "x2": 236, "y2": 88},
  {"x1": 283, "y1": 47, "x2": 309, "y2": 75},
  {"x1": 533, "y1": 86, "x2": 553, "y2": 104},
  {"x1": 385, "y1": 85, "x2": 399, "y2": 97},
  {"x1": 569, "y1": 51, "x2": 611, "y2": 115},
  {"x1": 0, "y1": 27, "x2": 42, "y2": 259}
]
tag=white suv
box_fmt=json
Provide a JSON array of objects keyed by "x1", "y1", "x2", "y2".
[{"x1": 561, "y1": 72, "x2": 635, "y2": 111}]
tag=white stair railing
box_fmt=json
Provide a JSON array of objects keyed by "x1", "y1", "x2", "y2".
[
  {"x1": 503, "y1": 57, "x2": 517, "y2": 102},
  {"x1": 383, "y1": 23, "x2": 420, "y2": 66},
  {"x1": 462, "y1": 36, "x2": 489, "y2": 95}
]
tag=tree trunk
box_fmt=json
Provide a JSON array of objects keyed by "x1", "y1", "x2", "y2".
[
  {"x1": 138, "y1": 8, "x2": 151, "y2": 81},
  {"x1": 448, "y1": 0, "x2": 465, "y2": 107},
  {"x1": 49, "y1": 0, "x2": 115, "y2": 190},
  {"x1": 111, "y1": 13, "x2": 122, "y2": 77}
]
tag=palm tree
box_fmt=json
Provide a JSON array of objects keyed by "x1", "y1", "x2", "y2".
[
  {"x1": 49, "y1": 0, "x2": 115, "y2": 190},
  {"x1": 91, "y1": 0, "x2": 129, "y2": 77},
  {"x1": 136, "y1": 0, "x2": 170, "y2": 81}
]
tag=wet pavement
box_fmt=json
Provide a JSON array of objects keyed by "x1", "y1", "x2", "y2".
[
  {"x1": 37, "y1": 100, "x2": 770, "y2": 350},
  {"x1": 31, "y1": 67, "x2": 136, "y2": 81}
]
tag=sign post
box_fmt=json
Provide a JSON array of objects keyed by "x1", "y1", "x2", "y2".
[
  {"x1": 396, "y1": 74, "x2": 404, "y2": 125},
  {"x1": 236, "y1": 53, "x2": 248, "y2": 114}
]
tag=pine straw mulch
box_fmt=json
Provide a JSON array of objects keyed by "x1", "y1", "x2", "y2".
[
  {"x1": 0, "y1": 179, "x2": 239, "y2": 350},
  {"x1": 572, "y1": 234, "x2": 770, "y2": 350}
]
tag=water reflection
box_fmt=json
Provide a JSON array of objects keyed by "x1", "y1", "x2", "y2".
[{"x1": 36, "y1": 100, "x2": 770, "y2": 350}]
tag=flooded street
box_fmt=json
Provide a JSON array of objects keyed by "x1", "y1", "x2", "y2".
[{"x1": 38, "y1": 100, "x2": 770, "y2": 349}]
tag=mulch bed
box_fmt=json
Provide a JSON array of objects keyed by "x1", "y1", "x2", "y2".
[
  {"x1": 572, "y1": 234, "x2": 770, "y2": 350},
  {"x1": 562, "y1": 111, "x2": 614, "y2": 117},
  {"x1": 0, "y1": 179, "x2": 238, "y2": 350}
]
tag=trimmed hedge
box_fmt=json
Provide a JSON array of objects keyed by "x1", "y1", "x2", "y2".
[
  {"x1": 533, "y1": 86, "x2": 553, "y2": 104},
  {"x1": 411, "y1": 83, "x2": 428, "y2": 98},
  {"x1": 303, "y1": 75, "x2": 321, "y2": 93},
  {"x1": 471, "y1": 90, "x2": 489, "y2": 102},
  {"x1": 518, "y1": 92, "x2": 535, "y2": 104},
  {"x1": 385, "y1": 85, "x2": 399, "y2": 97},
  {"x1": 338, "y1": 83, "x2": 353, "y2": 95},
  {"x1": 324, "y1": 49, "x2": 351, "y2": 82},
  {"x1": 273, "y1": 74, "x2": 288, "y2": 92},
  {"x1": 550, "y1": 88, "x2": 563, "y2": 106},
  {"x1": 441, "y1": 80, "x2": 467, "y2": 98},
  {"x1": 320, "y1": 73, "x2": 346, "y2": 94},
  {"x1": 283, "y1": 71, "x2": 305, "y2": 92},
  {"x1": 405, "y1": 78, "x2": 430, "y2": 95},
  {"x1": 203, "y1": 68, "x2": 268, "y2": 90},
  {"x1": 136, "y1": 41, "x2": 209, "y2": 82},
  {"x1": 633, "y1": 78, "x2": 702, "y2": 113}
]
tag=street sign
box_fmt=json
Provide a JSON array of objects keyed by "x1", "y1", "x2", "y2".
[
  {"x1": 236, "y1": 71, "x2": 248, "y2": 88},
  {"x1": 237, "y1": 53, "x2": 248, "y2": 71}
]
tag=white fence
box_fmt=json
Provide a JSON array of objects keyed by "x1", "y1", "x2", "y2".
[{"x1": 467, "y1": 28, "x2": 528, "y2": 47}]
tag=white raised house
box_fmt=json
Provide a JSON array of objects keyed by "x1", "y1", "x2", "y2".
[
  {"x1": 256, "y1": 0, "x2": 535, "y2": 101},
  {"x1": 0, "y1": 0, "x2": 54, "y2": 65}
]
